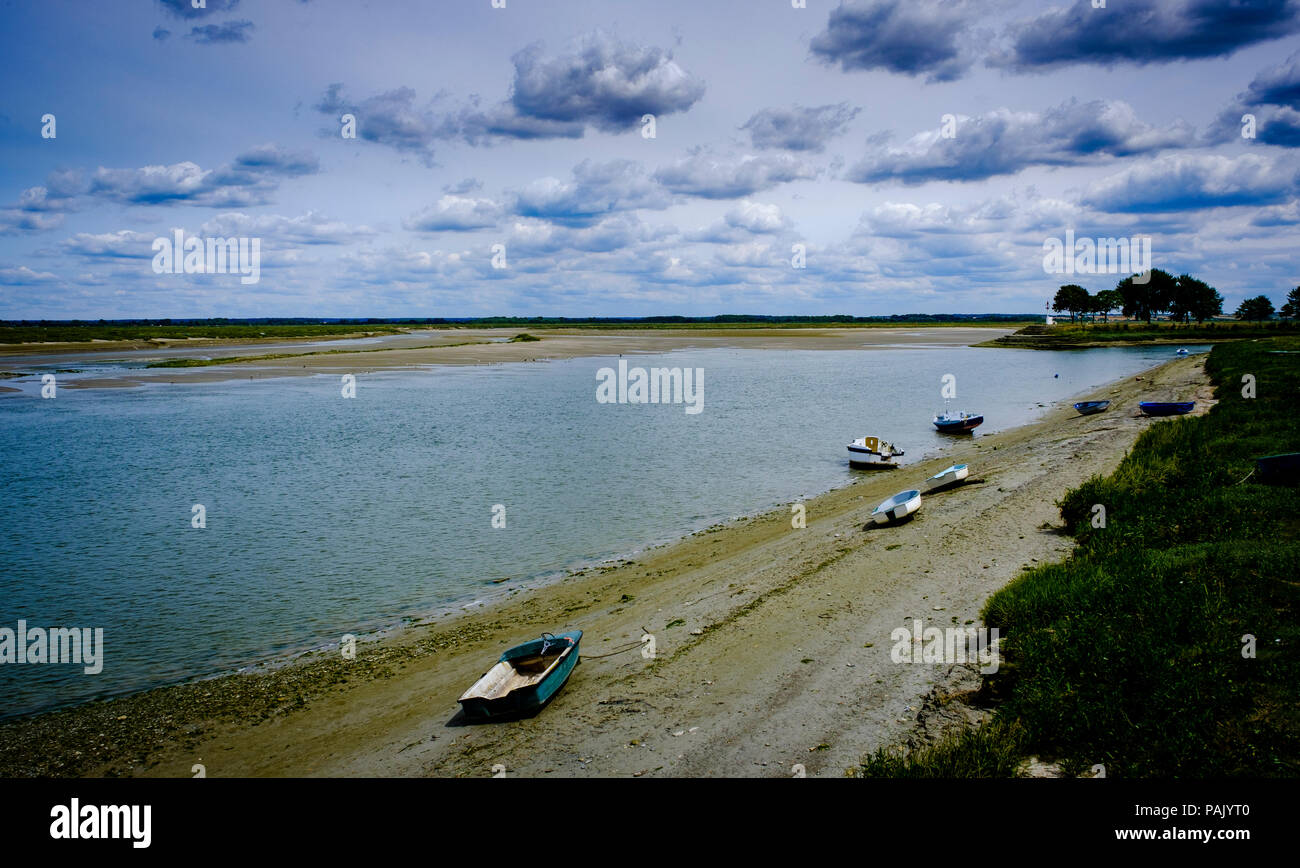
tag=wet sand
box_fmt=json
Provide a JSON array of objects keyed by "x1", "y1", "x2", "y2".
[
  {"x1": 1, "y1": 327, "x2": 1014, "y2": 390},
  {"x1": 0, "y1": 354, "x2": 1212, "y2": 778}
]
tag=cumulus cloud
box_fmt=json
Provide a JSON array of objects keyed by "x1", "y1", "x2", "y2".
[
  {"x1": 741, "y1": 104, "x2": 860, "y2": 152},
  {"x1": 87, "y1": 144, "x2": 318, "y2": 207},
  {"x1": 849, "y1": 100, "x2": 1192, "y2": 184},
  {"x1": 998, "y1": 0, "x2": 1300, "y2": 71},
  {"x1": 404, "y1": 195, "x2": 504, "y2": 232},
  {"x1": 0, "y1": 265, "x2": 60, "y2": 285},
  {"x1": 200, "y1": 211, "x2": 375, "y2": 244},
  {"x1": 510, "y1": 159, "x2": 671, "y2": 225},
  {"x1": 654, "y1": 151, "x2": 818, "y2": 198},
  {"x1": 505, "y1": 34, "x2": 705, "y2": 132},
  {"x1": 1207, "y1": 52, "x2": 1300, "y2": 146},
  {"x1": 686, "y1": 201, "x2": 792, "y2": 243},
  {"x1": 316, "y1": 84, "x2": 442, "y2": 165},
  {"x1": 0, "y1": 173, "x2": 84, "y2": 234},
  {"x1": 810, "y1": 0, "x2": 979, "y2": 83},
  {"x1": 1081, "y1": 153, "x2": 1298, "y2": 212},
  {"x1": 319, "y1": 33, "x2": 704, "y2": 156},
  {"x1": 60, "y1": 230, "x2": 157, "y2": 259}
]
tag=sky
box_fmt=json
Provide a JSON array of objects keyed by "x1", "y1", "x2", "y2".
[{"x1": 0, "y1": 0, "x2": 1297, "y2": 319}]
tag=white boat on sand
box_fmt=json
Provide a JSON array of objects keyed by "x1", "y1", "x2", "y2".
[
  {"x1": 848, "y1": 436, "x2": 904, "y2": 467},
  {"x1": 924, "y1": 463, "x2": 969, "y2": 492},
  {"x1": 871, "y1": 489, "x2": 922, "y2": 525}
]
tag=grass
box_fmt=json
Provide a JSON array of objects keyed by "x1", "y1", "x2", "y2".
[
  {"x1": 856, "y1": 337, "x2": 1300, "y2": 777},
  {"x1": 0, "y1": 323, "x2": 412, "y2": 344},
  {"x1": 980, "y1": 319, "x2": 1300, "y2": 349}
]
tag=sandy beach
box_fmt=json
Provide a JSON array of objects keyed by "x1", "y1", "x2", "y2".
[
  {"x1": 0, "y1": 326, "x2": 1014, "y2": 391},
  {"x1": 0, "y1": 351, "x2": 1212, "y2": 778}
]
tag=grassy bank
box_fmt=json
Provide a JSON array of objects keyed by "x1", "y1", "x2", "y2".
[
  {"x1": 979, "y1": 320, "x2": 1300, "y2": 349},
  {"x1": 858, "y1": 338, "x2": 1300, "y2": 777},
  {"x1": 0, "y1": 323, "x2": 414, "y2": 344}
]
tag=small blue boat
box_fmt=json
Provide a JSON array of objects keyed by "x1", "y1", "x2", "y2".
[
  {"x1": 1074, "y1": 400, "x2": 1110, "y2": 415},
  {"x1": 1139, "y1": 401, "x2": 1195, "y2": 417},
  {"x1": 1256, "y1": 453, "x2": 1300, "y2": 486},
  {"x1": 458, "y1": 631, "x2": 582, "y2": 720},
  {"x1": 933, "y1": 411, "x2": 983, "y2": 433}
]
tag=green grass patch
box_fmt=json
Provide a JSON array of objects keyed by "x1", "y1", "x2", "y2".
[{"x1": 859, "y1": 337, "x2": 1300, "y2": 777}]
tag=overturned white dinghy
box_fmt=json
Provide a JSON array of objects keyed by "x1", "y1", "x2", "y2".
[
  {"x1": 871, "y1": 489, "x2": 922, "y2": 525},
  {"x1": 924, "y1": 463, "x2": 969, "y2": 492}
]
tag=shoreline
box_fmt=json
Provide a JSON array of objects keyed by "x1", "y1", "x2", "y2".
[
  {"x1": 0, "y1": 353, "x2": 1212, "y2": 777},
  {"x1": 0, "y1": 326, "x2": 1013, "y2": 392}
]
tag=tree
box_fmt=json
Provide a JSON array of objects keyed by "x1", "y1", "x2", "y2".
[
  {"x1": 1171, "y1": 274, "x2": 1224, "y2": 324},
  {"x1": 1053, "y1": 284, "x2": 1092, "y2": 322},
  {"x1": 1116, "y1": 268, "x2": 1176, "y2": 323},
  {"x1": 1235, "y1": 295, "x2": 1276, "y2": 321},
  {"x1": 1094, "y1": 289, "x2": 1123, "y2": 322},
  {"x1": 1281, "y1": 286, "x2": 1300, "y2": 320}
]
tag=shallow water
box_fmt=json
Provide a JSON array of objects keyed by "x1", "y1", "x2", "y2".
[{"x1": 0, "y1": 344, "x2": 1205, "y2": 716}]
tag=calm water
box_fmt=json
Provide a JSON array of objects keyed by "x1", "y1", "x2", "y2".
[{"x1": 0, "y1": 344, "x2": 1203, "y2": 716}]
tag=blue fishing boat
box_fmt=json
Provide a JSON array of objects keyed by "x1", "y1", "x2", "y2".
[
  {"x1": 1139, "y1": 401, "x2": 1195, "y2": 416},
  {"x1": 1256, "y1": 452, "x2": 1300, "y2": 486},
  {"x1": 1074, "y1": 400, "x2": 1110, "y2": 415},
  {"x1": 458, "y1": 631, "x2": 582, "y2": 720},
  {"x1": 933, "y1": 411, "x2": 983, "y2": 433}
]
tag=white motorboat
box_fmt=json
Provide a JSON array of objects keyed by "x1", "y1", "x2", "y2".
[
  {"x1": 924, "y1": 463, "x2": 969, "y2": 492},
  {"x1": 871, "y1": 489, "x2": 922, "y2": 525},
  {"x1": 848, "y1": 436, "x2": 904, "y2": 467}
]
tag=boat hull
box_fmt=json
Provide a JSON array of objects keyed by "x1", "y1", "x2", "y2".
[
  {"x1": 1139, "y1": 402, "x2": 1195, "y2": 416},
  {"x1": 871, "y1": 489, "x2": 922, "y2": 525},
  {"x1": 1074, "y1": 401, "x2": 1110, "y2": 415},
  {"x1": 458, "y1": 631, "x2": 582, "y2": 720},
  {"x1": 924, "y1": 463, "x2": 969, "y2": 492},
  {"x1": 933, "y1": 414, "x2": 983, "y2": 433},
  {"x1": 848, "y1": 436, "x2": 903, "y2": 467},
  {"x1": 1256, "y1": 452, "x2": 1300, "y2": 486}
]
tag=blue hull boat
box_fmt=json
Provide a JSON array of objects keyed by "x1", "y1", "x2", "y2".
[
  {"x1": 458, "y1": 631, "x2": 582, "y2": 720},
  {"x1": 1074, "y1": 400, "x2": 1110, "y2": 415},
  {"x1": 1139, "y1": 402, "x2": 1195, "y2": 416},
  {"x1": 933, "y1": 412, "x2": 983, "y2": 433},
  {"x1": 1256, "y1": 452, "x2": 1300, "y2": 486}
]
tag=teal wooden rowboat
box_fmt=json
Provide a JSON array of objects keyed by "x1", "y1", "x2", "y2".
[{"x1": 458, "y1": 631, "x2": 582, "y2": 720}]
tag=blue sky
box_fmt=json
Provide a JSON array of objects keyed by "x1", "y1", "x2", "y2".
[{"x1": 1, "y1": 0, "x2": 1297, "y2": 318}]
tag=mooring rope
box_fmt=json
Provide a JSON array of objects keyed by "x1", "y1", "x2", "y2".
[{"x1": 579, "y1": 626, "x2": 653, "y2": 661}]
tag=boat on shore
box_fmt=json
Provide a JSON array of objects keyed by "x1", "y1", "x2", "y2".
[
  {"x1": 924, "y1": 463, "x2": 969, "y2": 492},
  {"x1": 1255, "y1": 452, "x2": 1300, "y2": 486},
  {"x1": 1139, "y1": 401, "x2": 1195, "y2": 416},
  {"x1": 848, "y1": 436, "x2": 904, "y2": 467},
  {"x1": 933, "y1": 411, "x2": 983, "y2": 433},
  {"x1": 1176, "y1": 348, "x2": 1189, "y2": 355},
  {"x1": 871, "y1": 489, "x2": 922, "y2": 525},
  {"x1": 1074, "y1": 400, "x2": 1110, "y2": 415},
  {"x1": 458, "y1": 631, "x2": 582, "y2": 720}
]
